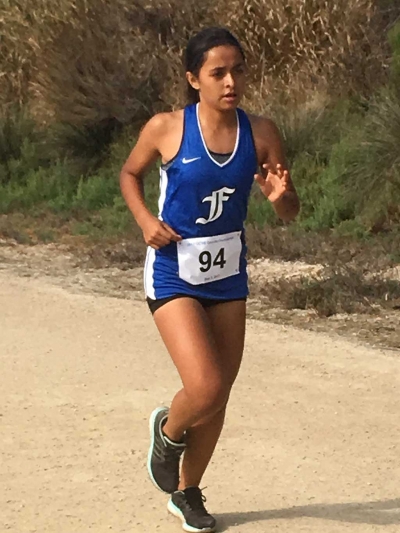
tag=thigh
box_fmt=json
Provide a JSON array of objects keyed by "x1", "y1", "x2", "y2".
[
  {"x1": 153, "y1": 297, "x2": 222, "y2": 389},
  {"x1": 204, "y1": 300, "x2": 246, "y2": 387}
]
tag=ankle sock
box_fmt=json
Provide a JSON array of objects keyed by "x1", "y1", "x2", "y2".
[{"x1": 163, "y1": 430, "x2": 185, "y2": 447}]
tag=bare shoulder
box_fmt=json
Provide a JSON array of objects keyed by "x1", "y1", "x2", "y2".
[
  {"x1": 248, "y1": 114, "x2": 281, "y2": 140},
  {"x1": 141, "y1": 109, "x2": 183, "y2": 139},
  {"x1": 247, "y1": 113, "x2": 286, "y2": 166},
  {"x1": 140, "y1": 110, "x2": 184, "y2": 162}
]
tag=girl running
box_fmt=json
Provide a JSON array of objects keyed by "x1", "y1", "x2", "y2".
[{"x1": 120, "y1": 27, "x2": 300, "y2": 533}]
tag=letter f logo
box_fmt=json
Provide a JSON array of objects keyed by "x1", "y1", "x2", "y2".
[{"x1": 196, "y1": 187, "x2": 235, "y2": 225}]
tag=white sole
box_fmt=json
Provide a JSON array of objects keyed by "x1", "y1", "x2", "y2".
[
  {"x1": 167, "y1": 499, "x2": 216, "y2": 533},
  {"x1": 146, "y1": 406, "x2": 168, "y2": 492}
]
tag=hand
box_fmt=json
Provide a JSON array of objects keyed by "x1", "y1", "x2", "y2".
[
  {"x1": 141, "y1": 215, "x2": 182, "y2": 249},
  {"x1": 254, "y1": 163, "x2": 290, "y2": 203}
]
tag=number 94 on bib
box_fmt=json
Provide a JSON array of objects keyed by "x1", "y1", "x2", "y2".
[{"x1": 177, "y1": 231, "x2": 242, "y2": 286}]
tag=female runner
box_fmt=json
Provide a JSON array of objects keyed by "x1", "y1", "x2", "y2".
[{"x1": 120, "y1": 26, "x2": 300, "y2": 533}]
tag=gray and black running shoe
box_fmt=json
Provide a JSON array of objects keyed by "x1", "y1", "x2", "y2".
[
  {"x1": 168, "y1": 486, "x2": 216, "y2": 533},
  {"x1": 147, "y1": 406, "x2": 186, "y2": 493}
]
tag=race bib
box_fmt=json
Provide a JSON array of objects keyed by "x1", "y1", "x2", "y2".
[{"x1": 177, "y1": 231, "x2": 242, "y2": 285}]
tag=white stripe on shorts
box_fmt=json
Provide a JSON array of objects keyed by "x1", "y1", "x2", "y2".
[{"x1": 144, "y1": 246, "x2": 156, "y2": 299}]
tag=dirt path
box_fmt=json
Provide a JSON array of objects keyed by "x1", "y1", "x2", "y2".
[{"x1": 1, "y1": 270, "x2": 400, "y2": 533}]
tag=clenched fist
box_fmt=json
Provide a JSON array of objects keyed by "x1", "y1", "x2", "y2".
[{"x1": 142, "y1": 215, "x2": 182, "y2": 249}]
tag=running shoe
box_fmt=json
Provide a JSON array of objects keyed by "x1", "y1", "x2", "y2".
[
  {"x1": 168, "y1": 486, "x2": 216, "y2": 533},
  {"x1": 147, "y1": 406, "x2": 185, "y2": 493}
]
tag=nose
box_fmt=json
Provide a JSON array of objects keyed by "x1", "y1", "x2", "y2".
[{"x1": 224, "y1": 73, "x2": 234, "y2": 87}]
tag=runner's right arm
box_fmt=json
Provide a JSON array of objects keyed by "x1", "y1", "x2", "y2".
[{"x1": 120, "y1": 115, "x2": 182, "y2": 249}]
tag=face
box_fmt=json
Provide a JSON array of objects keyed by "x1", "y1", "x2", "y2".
[{"x1": 187, "y1": 45, "x2": 246, "y2": 110}]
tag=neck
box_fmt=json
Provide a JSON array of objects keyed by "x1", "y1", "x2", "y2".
[{"x1": 197, "y1": 101, "x2": 237, "y2": 129}]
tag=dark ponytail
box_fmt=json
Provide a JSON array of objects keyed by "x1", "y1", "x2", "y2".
[{"x1": 184, "y1": 27, "x2": 245, "y2": 104}]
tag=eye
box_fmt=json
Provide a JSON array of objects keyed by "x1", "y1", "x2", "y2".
[
  {"x1": 234, "y1": 65, "x2": 245, "y2": 74},
  {"x1": 211, "y1": 70, "x2": 224, "y2": 78}
]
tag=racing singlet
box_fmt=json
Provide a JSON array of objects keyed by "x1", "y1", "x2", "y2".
[{"x1": 144, "y1": 103, "x2": 258, "y2": 300}]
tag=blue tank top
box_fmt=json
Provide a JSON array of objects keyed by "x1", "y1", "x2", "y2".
[{"x1": 144, "y1": 103, "x2": 258, "y2": 300}]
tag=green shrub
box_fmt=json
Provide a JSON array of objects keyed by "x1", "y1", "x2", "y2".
[
  {"x1": 277, "y1": 99, "x2": 365, "y2": 164},
  {"x1": 72, "y1": 172, "x2": 120, "y2": 211},
  {"x1": 0, "y1": 164, "x2": 75, "y2": 212},
  {"x1": 247, "y1": 186, "x2": 277, "y2": 229},
  {"x1": 295, "y1": 161, "x2": 354, "y2": 232},
  {"x1": 48, "y1": 120, "x2": 123, "y2": 176},
  {"x1": 338, "y1": 90, "x2": 400, "y2": 230},
  {"x1": 0, "y1": 108, "x2": 50, "y2": 184},
  {"x1": 246, "y1": 101, "x2": 365, "y2": 232}
]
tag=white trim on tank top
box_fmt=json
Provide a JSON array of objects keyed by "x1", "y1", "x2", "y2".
[
  {"x1": 196, "y1": 103, "x2": 240, "y2": 168},
  {"x1": 158, "y1": 167, "x2": 168, "y2": 220}
]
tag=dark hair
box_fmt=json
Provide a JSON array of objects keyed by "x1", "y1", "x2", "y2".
[{"x1": 184, "y1": 27, "x2": 245, "y2": 104}]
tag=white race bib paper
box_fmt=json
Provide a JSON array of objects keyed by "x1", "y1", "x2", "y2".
[{"x1": 177, "y1": 231, "x2": 242, "y2": 286}]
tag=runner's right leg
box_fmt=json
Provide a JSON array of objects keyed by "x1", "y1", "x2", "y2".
[
  {"x1": 151, "y1": 297, "x2": 246, "y2": 532},
  {"x1": 153, "y1": 297, "x2": 230, "y2": 441},
  {"x1": 149, "y1": 298, "x2": 245, "y2": 495},
  {"x1": 147, "y1": 297, "x2": 228, "y2": 495},
  {"x1": 177, "y1": 298, "x2": 246, "y2": 490}
]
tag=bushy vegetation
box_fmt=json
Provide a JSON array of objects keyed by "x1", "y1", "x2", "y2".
[
  {"x1": 1, "y1": 0, "x2": 395, "y2": 110},
  {"x1": 0, "y1": 1, "x2": 399, "y2": 243},
  {"x1": 259, "y1": 264, "x2": 400, "y2": 317}
]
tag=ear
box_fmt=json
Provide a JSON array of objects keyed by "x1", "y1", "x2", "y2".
[{"x1": 186, "y1": 71, "x2": 200, "y2": 91}]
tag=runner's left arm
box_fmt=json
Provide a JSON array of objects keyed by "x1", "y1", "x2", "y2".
[{"x1": 253, "y1": 118, "x2": 300, "y2": 222}]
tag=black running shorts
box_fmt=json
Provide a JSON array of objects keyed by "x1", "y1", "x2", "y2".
[{"x1": 146, "y1": 295, "x2": 246, "y2": 315}]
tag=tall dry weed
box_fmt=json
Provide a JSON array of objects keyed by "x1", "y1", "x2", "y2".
[
  {"x1": 0, "y1": 0, "x2": 76, "y2": 108},
  {"x1": 31, "y1": 1, "x2": 166, "y2": 127},
  {"x1": 1, "y1": 0, "x2": 399, "y2": 130},
  {"x1": 214, "y1": 0, "x2": 393, "y2": 111}
]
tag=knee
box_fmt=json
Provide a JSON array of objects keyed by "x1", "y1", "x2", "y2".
[{"x1": 186, "y1": 374, "x2": 230, "y2": 417}]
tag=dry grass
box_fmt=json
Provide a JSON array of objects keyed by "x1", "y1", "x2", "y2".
[
  {"x1": 258, "y1": 266, "x2": 400, "y2": 317},
  {"x1": 246, "y1": 224, "x2": 400, "y2": 269},
  {"x1": 215, "y1": 0, "x2": 394, "y2": 111},
  {"x1": 0, "y1": 0, "x2": 75, "y2": 108},
  {"x1": 1, "y1": 0, "x2": 399, "y2": 122}
]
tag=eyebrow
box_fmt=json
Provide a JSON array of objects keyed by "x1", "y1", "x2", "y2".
[{"x1": 209, "y1": 61, "x2": 245, "y2": 73}]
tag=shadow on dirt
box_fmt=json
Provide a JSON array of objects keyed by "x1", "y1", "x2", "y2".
[{"x1": 217, "y1": 497, "x2": 400, "y2": 530}]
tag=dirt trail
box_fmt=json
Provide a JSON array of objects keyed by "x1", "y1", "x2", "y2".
[{"x1": 1, "y1": 270, "x2": 400, "y2": 533}]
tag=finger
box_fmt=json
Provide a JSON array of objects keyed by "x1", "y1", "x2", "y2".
[
  {"x1": 149, "y1": 226, "x2": 171, "y2": 243},
  {"x1": 254, "y1": 173, "x2": 266, "y2": 186},
  {"x1": 262, "y1": 163, "x2": 271, "y2": 175},
  {"x1": 146, "y1": 226, "x2": 172, "y2": 246},
  {"x1": 263, "y1": 163, "x2": 282, "y2": 178},
  {"x1": 277, "y1": 164, "x2": 288, "y2": 179},
  {"x1": 274, "y1": 164, "x2": 282, "y2": 178},
  {"x1": 161, "y1": 222, "x2": 182, "y2": 241},
  {"x1": 153, "y1": 227, "x2": 177, "y2": 245},
  {"x1": 148, "y1": 235, "x2": 170, "y2": 248},
  {"x1": 145, "y1": 237, "x2": 160, "y2": 250},
  {"x1": 282, "y1": 170, "x2": 290, "y2": 185}
]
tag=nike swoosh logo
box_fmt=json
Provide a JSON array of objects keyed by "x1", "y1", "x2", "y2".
[{"x1": 182, "y1": 157, "x2": 201, "y2": 164}]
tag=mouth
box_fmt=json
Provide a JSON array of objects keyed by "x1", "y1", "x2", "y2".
[{"x1": 222, "y1": 93, "x2": 237, "y2": 101}]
